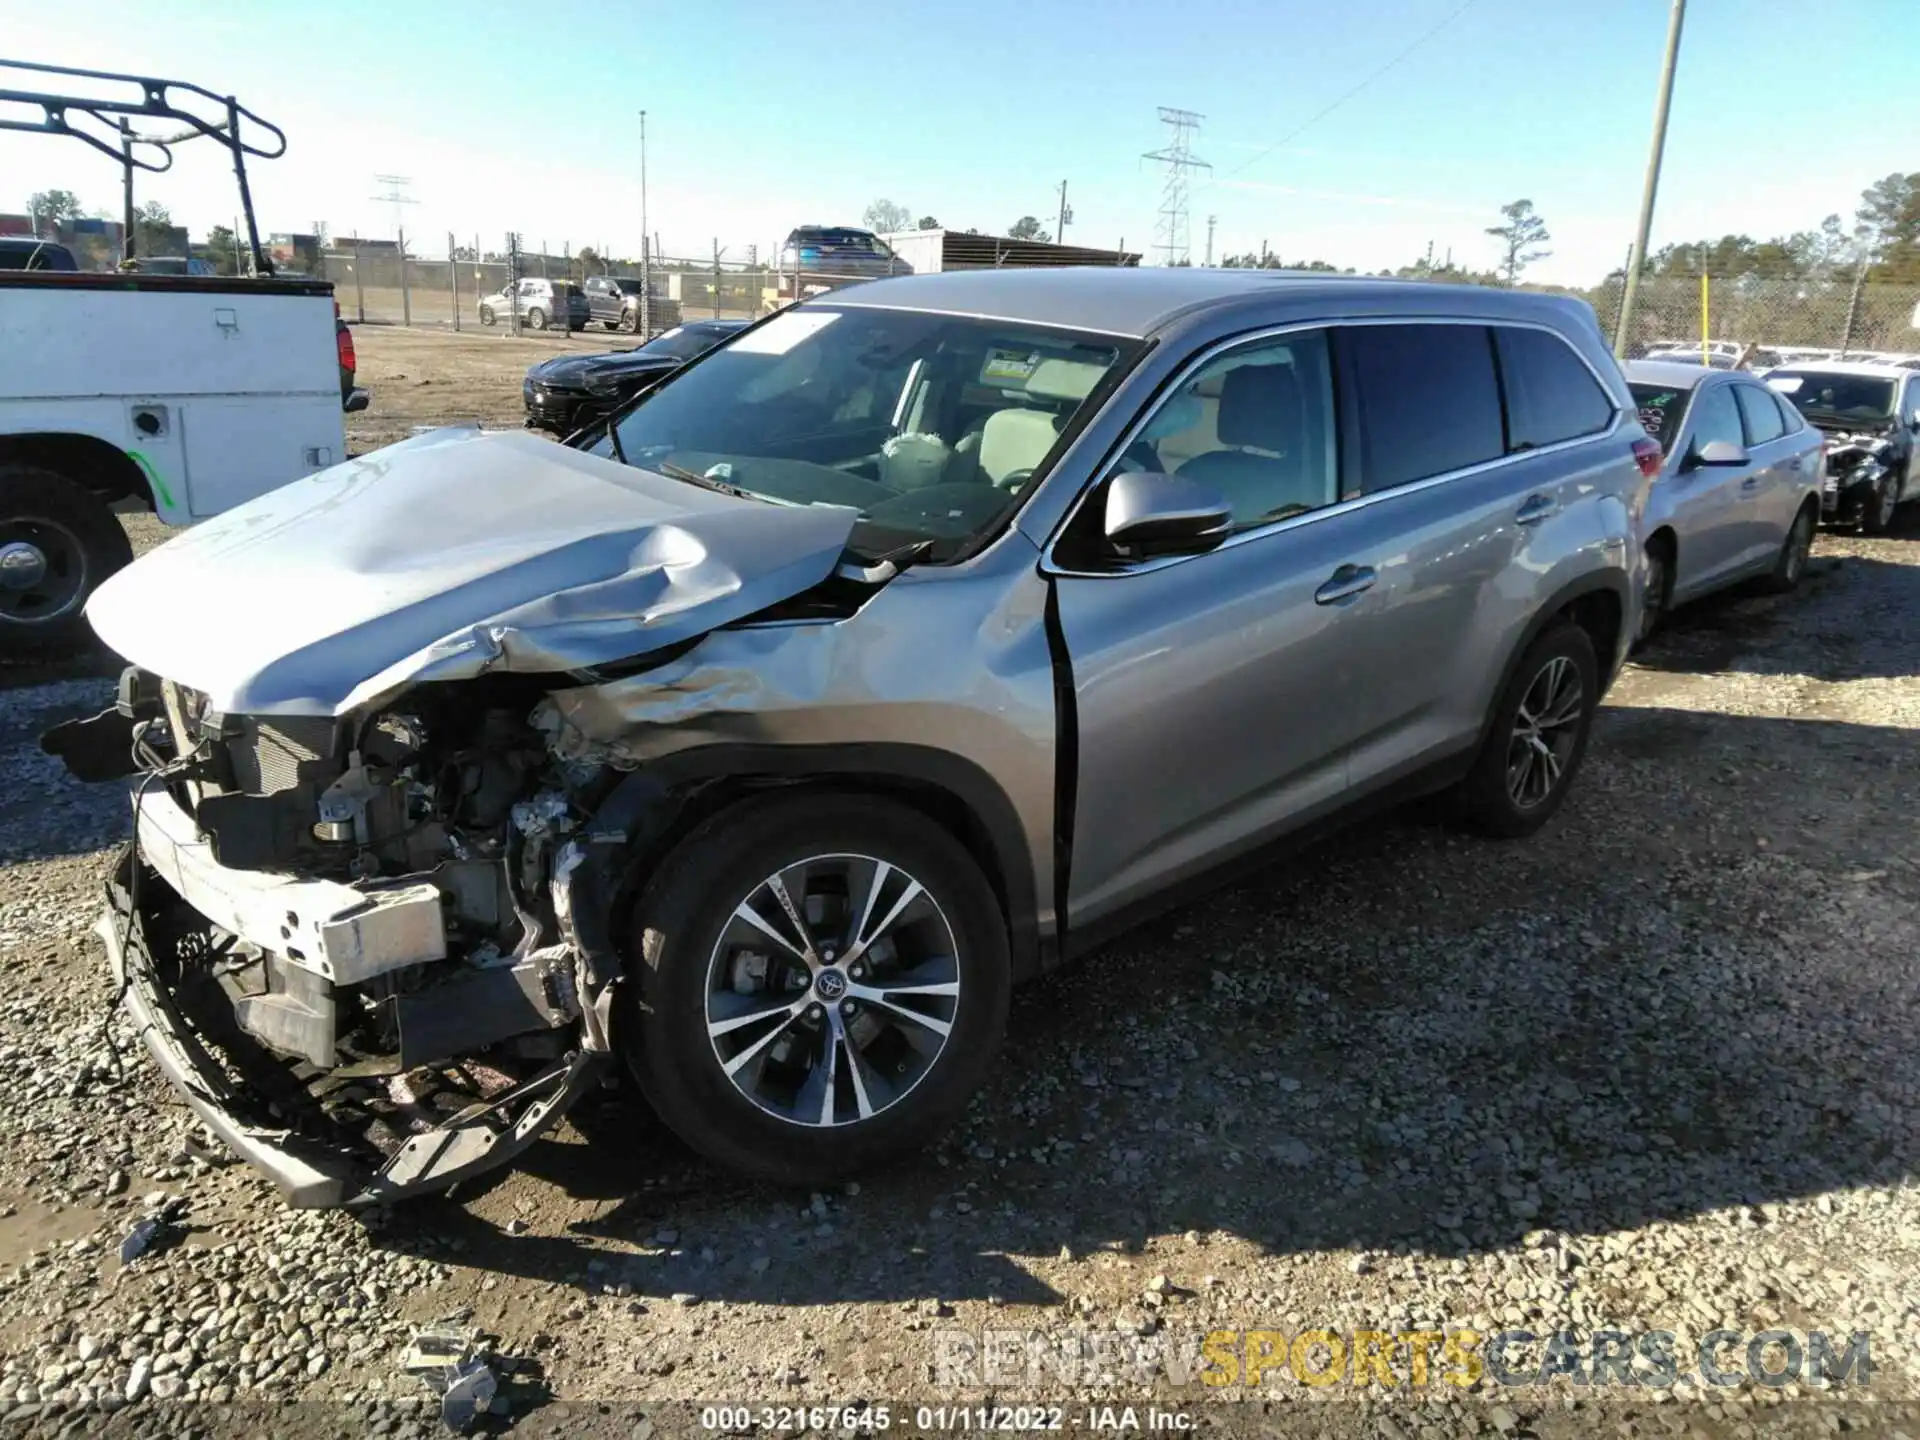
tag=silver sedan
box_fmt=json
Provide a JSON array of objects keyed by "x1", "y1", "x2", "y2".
[{"x1": 1625, "y1": 359, "x2": 1827, "y2": 642}]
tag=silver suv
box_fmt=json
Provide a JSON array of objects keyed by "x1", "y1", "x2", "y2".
[{"x1": 50, "y1": 269, "x2": 1650, "y2": 1207}]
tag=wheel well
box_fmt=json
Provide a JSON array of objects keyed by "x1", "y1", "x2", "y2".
[
  {"x1": 0, "y1": 433, "x2": 149, "y2": 509},
  {"x1": 1561, "y1": 586, "x2": 1622, "y2": 676}
]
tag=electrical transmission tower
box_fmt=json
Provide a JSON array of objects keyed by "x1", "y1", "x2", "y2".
[
  {"x1": 370, "y1": 174, "x2": 415, "y2": 241},
  {"x1": 1142, "y1": 107, "x2": 1209, "y2": 266}
]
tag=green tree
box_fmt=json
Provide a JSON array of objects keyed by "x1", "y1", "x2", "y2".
[
  {"x1": 27, "y1": 188, "x2": 84, "y2": 233},
  {"x1": 1486, "y1": 199, "x2": 1551, "y2": 283},
  {"x1": 201, "y1": 224, "x2": 240, "y2": 275},
  {"x1": 863, "y1": 198, "x2": 911, "y2": 234},
  {"x1": 575, "y1": 245, "x2": 603, "y2": 280},
  {"x1": 914, "y1": 215, "x2": 939, "y2": 230},
  {"x1": 1007, "y1": 215, "x2": 1051, "y2": 242},
  {"x1": 133, "y1": 200, "x2": 176, "y2": 257},
  {"x1": 1857, "y1": 172, "x2": 1920, "y2": 281}
]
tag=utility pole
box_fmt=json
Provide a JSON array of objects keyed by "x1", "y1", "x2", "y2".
[
  {"x1": 638, "y1": 109, "x2": 651, "y2": 339},
  {"x1": 1204, "y1": 215, "x2": 1216, "y2": 267},
  {"x1": 370, "y1": 174, "x2": 415, "y2": 242},
  {"x1": 1613, "y1": 0, "x2": 1686, "y2": 358},
  {"x1": 119, "y1": 117, "x2": 135, "y2": 263},
  {"x1": 1055, "y1": 180, "x2": 1071, "y2": 246}
]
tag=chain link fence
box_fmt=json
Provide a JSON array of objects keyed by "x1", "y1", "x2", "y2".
[{"x1": 1589, "y1": 274, "x2": 1920, "y2": 363}]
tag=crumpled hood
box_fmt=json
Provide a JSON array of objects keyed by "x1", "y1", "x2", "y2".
[
  {"x1": 86, "y1": 428, "x2": 858, "y2": 717},
  {"x1": 528, "y1": 352, "x2": 680, "y2": 389}
]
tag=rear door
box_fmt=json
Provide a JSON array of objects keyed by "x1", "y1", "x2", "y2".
[
  {"x1": 1333, "y1": 321, "x2": 1620, "y2": 791},
  {"x1": 1732, "y1": 380, "x2": 1795, "y2": 571}
]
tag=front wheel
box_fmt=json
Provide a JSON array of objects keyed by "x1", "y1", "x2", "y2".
[
  {"x1": 618, "y1": 308, "x2": 639, "y2": 334},
  {"x1": 1453, "y1": 621, "x2": 1599, "y2": 839},
  {"x1": 479, "y1": 305, "x2": 496, "y2": 327},
  {"x1": 1861, "y1": 474, "x2": 1898, "y2": 535},
  {"x1": 526, "y1": 306, "x2": 547, "y2": 331},
  {"x1": 623, "y1": 793, "x2": 1011, "y2": 1186}
]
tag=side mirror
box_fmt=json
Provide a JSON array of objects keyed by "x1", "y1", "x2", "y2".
[
  {"x1": 1907, "y1": 408, "x2": 1920, "y2": 429},
  {"x1": 1689, "y1": 438, "x2": 1749, "y2": 468},
  {"x1": 1103, "y1": 470, "x2": 1232, "y2": 557}
]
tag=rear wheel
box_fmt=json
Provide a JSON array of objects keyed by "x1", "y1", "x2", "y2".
[
  {"x1": 1762, "y1": 504, "x2": 1816, "y2": 593},
  {"x1": 618, "y1": 308, "x2": 639, "y2": 334},
  {"x1": 479, "y1": 305, "x2": 496, "y2": 327},
  {"x1": 1453, "y1": 621, "x2": 1599, "y2": 839},
  {"x1": 622, "y1": 793, "x2": 1011, "y2": 1186},
  {"x1": 0, "y1": 464, "x2": 133, "y2": 664}
]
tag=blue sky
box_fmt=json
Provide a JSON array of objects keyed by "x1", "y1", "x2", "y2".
[{"x1": 5, "y1": 0, "x2": 1916, "y2": 282}]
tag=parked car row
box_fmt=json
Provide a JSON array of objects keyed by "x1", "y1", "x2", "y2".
[{"x1": 42, "y1": 265, "x2": 1908, "y2": 1211}]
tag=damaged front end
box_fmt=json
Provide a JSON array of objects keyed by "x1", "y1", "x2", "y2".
[
  {"x1": 1818, "y1": 430, "x2": 1896, "y2": 524},
  {"x1": 60, "y1": 672, "x2": 625, "y2": 1208}
]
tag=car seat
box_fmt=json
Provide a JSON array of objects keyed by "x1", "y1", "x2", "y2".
[{"x1": 1175, "y1": 363, "x2": 1322, "y2": 521}]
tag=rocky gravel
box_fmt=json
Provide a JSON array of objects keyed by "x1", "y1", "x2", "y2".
[{"x1": 0, "y1": 334, "x2": 1916, "y2": 1434}]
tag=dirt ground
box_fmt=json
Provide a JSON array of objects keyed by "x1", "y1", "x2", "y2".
[{"x1": 1, "y1": 327, "x2": 1917, "y2": 1436}]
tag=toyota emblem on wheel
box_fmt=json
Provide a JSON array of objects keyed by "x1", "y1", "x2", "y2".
[{"x1": 815, "y1": 969, "x2": 847, "y2": 1001}]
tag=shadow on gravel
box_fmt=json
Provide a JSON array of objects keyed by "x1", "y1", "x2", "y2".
[
  {"x1": 365, "y1": 704, "x2": 1919, "y2": 1317},
  {"x1": 1633, "y1": 552, "x2": 1920, "y2": 681}
]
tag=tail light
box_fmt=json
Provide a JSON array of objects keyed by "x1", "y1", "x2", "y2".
[
  {"x1": 1632, "y1": 436, "x2": 1663, "y2": 479},
  {"x1": 336, "y1": 322, "x2": 355, "y2": 374}
]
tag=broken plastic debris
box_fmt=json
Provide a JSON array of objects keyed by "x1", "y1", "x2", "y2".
[
  {"x1": 440, "y1": 1359, "x2": 498, "y2": 1432},
  {"x1": 401, "y1": 1324, "x2": 477, "y2": 1375},
  {"x1": 509, "y1": 791, "x2": 572, "y2": 839},
  {"x1": 119, "y1": 1219, "x2": 158, "y2": 1264}
]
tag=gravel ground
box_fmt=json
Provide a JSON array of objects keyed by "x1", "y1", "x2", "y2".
[{"x1": 0, "y1": 332, "x2": 1916, "y2": 1435}]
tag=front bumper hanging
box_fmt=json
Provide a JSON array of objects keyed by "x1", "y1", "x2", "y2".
[{"x1": 100, "y1": 811, "x2": 606, "y2": 1209}]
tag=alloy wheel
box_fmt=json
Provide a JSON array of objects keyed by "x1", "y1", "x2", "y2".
[
  {"x1": 1637, "y1": 551, "x2": 1666, "y2": 643},
  {"x1": 1784, "y1": 512, "x2": 1813, "y2": 582},
  {"x1": 704, "y1": 853, "x2": 961, "y2": 1128},
  {"x1": 1505, "y1": 655, "x2": 1584, "y2": 810}
]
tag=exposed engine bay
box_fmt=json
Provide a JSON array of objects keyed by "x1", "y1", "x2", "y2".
[{"x1": 50, "y1": 667, "x2": 631, "y2": 1207}]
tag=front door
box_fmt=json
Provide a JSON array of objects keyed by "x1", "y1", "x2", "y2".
[
  {"x1": 1051, "y1": 326, "x2": 1370, "y2": 931},
  {"x1": 1665, "y1": 379, "x2": 1752, "y2": 600}
]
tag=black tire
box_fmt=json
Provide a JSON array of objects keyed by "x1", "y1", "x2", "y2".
[
  {"x1": 1453, "y1": 621, "x2": 1599, "y2": 839},
  {"x1": 1861, "y1": 474, "x2": 1898, "y2": 536},
  {"x1": 1762, "y1": 503, "x2": 1817, "y2": 593},
  {"x1": 1634, "y1": 541, "x2": 1671, "y2": 647},
  {"x1": 622, "y1": 793, "x2": 1011, "y2": 1186},
  {"x1": 526, "y1": 306, "x2": 547, "y2": 332},
  {"x1": 0, "y1": 464, "x2": 133, "y2": 664},
  {"x1": 618, "y1": 308, "x2": 639, "y2": 334},
  {"x1": 479, "y1": 305, "x2": 496, "y2": 327}
]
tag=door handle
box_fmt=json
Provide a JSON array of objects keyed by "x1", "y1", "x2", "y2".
[
  {"x1": 1740, "y1": 476, "x2": 1762, "y2": 489},
  {"x1": 1314, "y1": 564, "x2": 1377, "y2": 605},
  {"x1": 1515, "y1": 493, "x2": 1560, "y2": 525}
]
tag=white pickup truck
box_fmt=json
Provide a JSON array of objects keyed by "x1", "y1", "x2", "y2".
[{"x1": 0, "y1": 270, "x2": 350, "y2": 661}]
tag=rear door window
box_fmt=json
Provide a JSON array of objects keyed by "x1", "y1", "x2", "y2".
[
  {"x1": 1735, "y1": 383, "x2": 1786, "y2": 445},
  {"x1": 1344, "y1": 323, "x2": 1504, "y2": 491},
  {"x1": 1494, "y1": 326, "x2": 1615, "y2": 450},
  {"x1": 1628, "y1": 384, "x2": 1689, "y2": 453}
]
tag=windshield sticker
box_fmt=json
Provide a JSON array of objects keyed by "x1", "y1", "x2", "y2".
[
  {"x1": 1766, "y1": 376, "x2": 1803, "y2": 393},
  {"x1": 980, "y1": 348, "x2": 1041, "y2": 386},
  {"x1": 731, "y1": 310, "x2": 840, "y2": 355},
  {"x1": 1635, "y1": 392, "x2": 1680, "y2": 434}
]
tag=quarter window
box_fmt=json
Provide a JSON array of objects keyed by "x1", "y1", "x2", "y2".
[
  {"x1": 1735, "y1": 384, "x2": 1786, "y2": 445},
  {"x1": 1128, "y1": 329, "x2": 1339, "y2": 530},
  {"x1": 1494, "y1": 326, "x2": 1615, "y2": 450},
  {"x1": 1346, "y1": 324, "x2": 1504, "y2": 491}
]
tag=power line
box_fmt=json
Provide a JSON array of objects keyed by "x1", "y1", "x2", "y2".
[
  {"x1": 1143, "y1": 107, "x2": 1210, "y2": 266},
  {"x1": 369, "y1": 174, "x2": 415, "y2": 242},
  {"x1": 1219, "y1": 0, "x2": 1480, "y2": 182}
]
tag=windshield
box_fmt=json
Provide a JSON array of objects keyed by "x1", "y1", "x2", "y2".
[
  {"x1": 1767, "y1": 370, "x2": 1895, "y2": 423},
  {"x1": 595, "y1": 306, "x2": 1137, "y2": 559},
  {"x1": 638, "y1": 325, "x2": 731, "y2": 361},
  {"x1": 1628, "y1": 382, "x2": 1692, "y2": 453}
]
